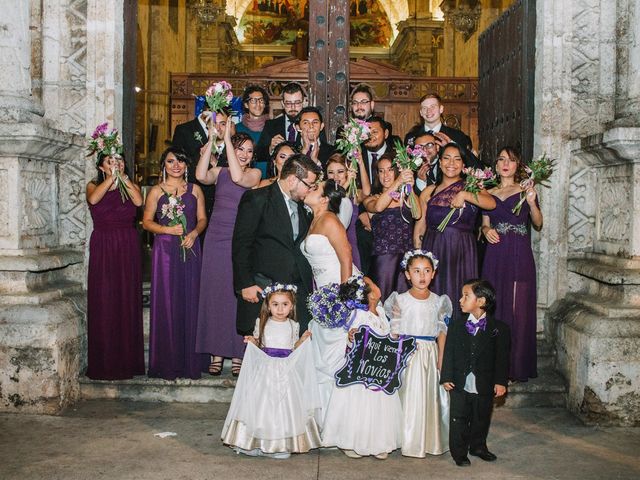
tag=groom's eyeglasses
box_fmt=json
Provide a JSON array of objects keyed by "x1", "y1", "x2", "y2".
[{"x1": 298, "y1": 177, "x2": 318, "y2": 191}]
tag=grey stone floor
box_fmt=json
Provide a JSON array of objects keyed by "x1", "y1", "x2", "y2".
[{"x1": 1, "y1": 400, "x2": 639, "y2": 480}]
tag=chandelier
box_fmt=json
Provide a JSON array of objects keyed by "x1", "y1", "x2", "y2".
[
  {"x1": 190, "y1": 0, "x2": 223, "y2": 25},
  {"x1": 440, "y1": 0, "x2": 482, "y2": 41}
]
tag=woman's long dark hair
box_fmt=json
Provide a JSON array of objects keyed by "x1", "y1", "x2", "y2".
[
  {"x1": 429, "y1": 142, "x2": 469, "y2": 198},
  {"x1": 495, "y1": 146, "x2": 528, "y2": 184},
  {"x1": 269, "y1": 141, "x2": 298, "y2": 177},
  {"x1": 159, "y1": 146, "x2": 189, "y2": 170},
  {"x1": 323, "y1": 179, "x2": 346, "y2": 214},
  {"x1": 93, "y1": 152, "x2": 129, "y2": 185},
  {"x1": 371, "y1": 153, "x2": 399, "y2": 195}
]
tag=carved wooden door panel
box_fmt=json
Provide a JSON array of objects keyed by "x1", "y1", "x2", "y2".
[{"x1": 478, "y1": 0, "x2": 536, "y2": 164}]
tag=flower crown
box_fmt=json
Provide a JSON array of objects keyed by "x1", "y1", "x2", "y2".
[
  {"x1": 87, "y1": 122, "x2": 124, "y2": 162},
  {"x1": 261, "y1": 283, "x2": 298, "y2": 299},
  {"x1": 347, "y1": 274, "x2": 367, "y2": 301},
  {"x1": 400, "y1": 249, "x2": 439, "y2": 270}
]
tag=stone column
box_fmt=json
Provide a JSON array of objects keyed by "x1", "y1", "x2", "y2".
[
  {"x1": 537, "y1": 0, "x2": 640, "y2": 425},
  {"x1": 0, "y1": 0, "x2": 126, "y2": 414}
]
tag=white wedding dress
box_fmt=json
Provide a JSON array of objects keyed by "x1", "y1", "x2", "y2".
[{"x1": 301, "y1": 233, "x2": 359, "y2": 428}]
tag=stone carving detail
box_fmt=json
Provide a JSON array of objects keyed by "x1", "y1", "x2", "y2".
[
  {"x1": 61, "y1": 0, "x2": 88, "y2": 135},
  {"x1": 567, "y1": 156, "x2": 596, "y2": 253},
  {"x1": 0, "y1": 169, "x2": 8, "y2": 237},
  {"x1": 23, "y1": 174, "x2": 54, "y2": 234},
  {"x1": 59, "y1": 157, "x2": 86, "y2": 246},
  {"x1": 597, "y1": 177, "x2": 630, "y2": 244}
]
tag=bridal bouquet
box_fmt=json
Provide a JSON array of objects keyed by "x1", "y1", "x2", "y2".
[
  {"x1": 87, "y1": 122, "x2": 131, "y2": 203},
  {"x1": 204, "y1": 80, "x2": 234, "y2": 115},
  {"x1": 307, "y1": 285, "x2": 366, "y2": 331},
  {"x1": 336, "y1": 118, "x2": 371, "y2": 198},
  {"x1": 393, "y1": 138, "x2": 426, "y2": 221},
  {"x1": 512, "y1": 153, "x2": 555, "y2": 215},
  {"x1": 160, "y1": 191, "x2": 192, "y2": 262},
  {"x1": 437, "y1": 167, "x2": 497, "y2": 232}
]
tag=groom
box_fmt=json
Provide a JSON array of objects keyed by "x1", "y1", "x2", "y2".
[{"x1": 232, "y1": 154, "x2": 322, "y2": 335}]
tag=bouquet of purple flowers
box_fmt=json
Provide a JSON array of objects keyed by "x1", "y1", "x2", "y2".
[
  {"x1": 205, "y1": 81, "x2": 233, "y2": 114},
  {"x1": 512, "y1": 153, "x2": 555, "y2": 215},
  {"x1": 160, "y1": 191, "x2": 193, "y2": 261},
  {"x1": 87, "y1": 122, "x2": 131, "y2": 203},
  {"x1": 437, "y1": 167, "x2": 497, "y2": 232},
  {"x1": 336, "y1": 119, "x2": 371, "y2": 198}
]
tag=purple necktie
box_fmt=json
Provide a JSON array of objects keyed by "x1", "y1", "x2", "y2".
[
  {"x1": 370, "y1": 152, "x2": 378, "y2": 181},
  {"x1": 287, "y1": 123, "x2": 296, "y2": 143}
]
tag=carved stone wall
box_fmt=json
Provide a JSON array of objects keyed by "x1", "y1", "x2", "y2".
[
  {"x1": 0, "y1": 0, "x2": 124, "y2": 414},
  {"x1": 537, "y1": 0, "x2": 640, "y2": 425}
]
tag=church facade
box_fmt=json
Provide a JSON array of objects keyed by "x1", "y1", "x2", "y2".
[{"x1": 0, "y1": 0, "x2": 638, "y2": 425}]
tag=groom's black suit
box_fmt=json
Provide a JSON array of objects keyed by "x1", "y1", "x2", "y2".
[{"x1": 232, "y1": 181, "x2": 314, "y2": 334}]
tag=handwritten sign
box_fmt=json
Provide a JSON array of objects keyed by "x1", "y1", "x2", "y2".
[{"x1": 334, "y1": 326, "x2": 416, "y2": 395}]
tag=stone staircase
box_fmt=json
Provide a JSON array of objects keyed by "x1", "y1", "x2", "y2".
[{"x1": 80, "y1": 294, "x2": 567, "y2": 407}]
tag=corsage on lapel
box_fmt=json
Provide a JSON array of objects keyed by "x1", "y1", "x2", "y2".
[{"x1": 490, "y1": 328, "x2": 499, "y2": 338}]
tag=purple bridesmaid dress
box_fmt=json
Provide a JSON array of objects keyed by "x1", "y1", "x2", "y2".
[
  {"x1": 196, "y1": 168, "x2": 248, "y2": 359},
  {"x1": 369, "y1": 206, "x2": 413, "y2": 302},
  {"x1": 422, "y1": 181, "x2": 478, "y2": 307},
  {"x1": 482, "y1": 193, "x2": 538, "y2": 381},
  {"x1": 347, "y1": 199, "x2": 362, "y2": 270},
  {"x1": 148, "y1": 183, "x2": 206, "y2": 379},
  {"x1": 87, "y1": 190, "x2": 145, "y2": 380}
]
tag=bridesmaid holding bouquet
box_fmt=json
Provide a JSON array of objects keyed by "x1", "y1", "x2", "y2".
[
  {"x1": 86, "y1": 124, "x2": 145, "y2": 380},
  {"x1": 481, "y1": 147, "x2": 543, "y2": 382},
  {"x1": 143, "y1": 147, "x2": 208, "y2": 380}
]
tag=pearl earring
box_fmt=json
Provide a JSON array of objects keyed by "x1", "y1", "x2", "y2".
[
  {"x1": 184, "y1": 166, "x2": 188, "y2": 183},
  {"x1": 162, "y1": 167, "x2": 166, "y2": 183}
]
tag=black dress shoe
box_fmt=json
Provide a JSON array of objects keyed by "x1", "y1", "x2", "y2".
[
  {"x1": 469, "y1": 449, "x2": 497, "y2": 461},
  {"x1": 455, "y1": 456, "x2": 471, "y2": 467}
]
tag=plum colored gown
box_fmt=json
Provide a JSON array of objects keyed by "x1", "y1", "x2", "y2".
[
  {"x1": 148, "y1": 183, "x2": 206, "y2": 379},
  {"x1": 87, "y1": 189, "x2": 144, "y2": 380},
  {"x1": 482, "y1": 193, "x2": 538, "y2": 381}
]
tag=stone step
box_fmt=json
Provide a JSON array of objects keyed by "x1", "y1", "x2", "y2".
[
  {"x1": 500, "y1": 367, "x2": 567, "y2": 408},
  {"x1": 80, "y1": 373, "x2": 236, "y2": 404}
]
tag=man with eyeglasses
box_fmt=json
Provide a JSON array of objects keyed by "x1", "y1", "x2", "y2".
[
  {"x1": 232, "y1": 154, "x2": 322, "y2": 335},
  {"x1": 255, "y1": 82, "x2": 308, "y2": 163}
]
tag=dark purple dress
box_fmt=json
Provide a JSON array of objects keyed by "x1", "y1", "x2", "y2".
[
  {"x1": 347, "y1": 199, "x2": 362, "y2": 270},
  {"x1": 196, "y1": 168, "x2": 248, "y2": 359},
  {"x1": 148, "y1": 183, "x2": 206, "y2": 379},
  {"x1": 87, "y1": 189, "x2": 144, "y2": 380},
  {"x1": 482, "y1": 193, "x2": 538, "y2": 381},
  {"x1": 422, "y1": 181, "x2": 478, "y2": 306},
  {"x1": 369, "y1": 206, "x2": 413, "y2": 302}
]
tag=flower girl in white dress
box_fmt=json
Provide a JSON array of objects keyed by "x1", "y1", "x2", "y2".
[
  {"x1": 321, "y1": 276, "x2": 403, "y2": 459},
  {"x1": 221, "y1": 284, "x2": 321, "y2": 459},
  {"x1": 384, "y1": 250, "x2": 452, "y2": 457}
]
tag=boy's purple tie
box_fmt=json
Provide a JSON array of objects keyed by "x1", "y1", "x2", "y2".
[
  {"x1": 465, "y1": 317, "x2": 487, "y2": 335},
  {"x1": 287, "y1": 123, "x2": 296, "y2": 143}
]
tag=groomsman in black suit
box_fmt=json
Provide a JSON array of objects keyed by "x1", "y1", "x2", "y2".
[
  {"x1": 172, "y1": 109, "x2": 232, "y2": 222},
  {"x1": 255, "y1": 82, "x2": 307, "y2": 163},
  {"x1": 441, "y1": 279, "x2": 511, "y2": 467},
  {"x1": 404, "y1": 93, "x2": 483, "y2": 169},
  {"x1": 232, "y1": 154, "x2": 322, "y2": 334},
  {"x1": 294, "y1": 106, "x2": 335, "y2": 171},
  {"x1": 354, "y1": 116, "x2": 395, "y2": 276}
]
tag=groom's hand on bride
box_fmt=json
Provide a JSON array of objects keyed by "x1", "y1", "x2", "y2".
[{"x1": 241, "y1": 285, "x2": 263, "y2": 303}]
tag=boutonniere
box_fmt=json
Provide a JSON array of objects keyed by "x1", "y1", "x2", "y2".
[
  {"x1": 303, "y1": 204, "x2": 313, "y2": 215},
  {"x1": 490, "y1": 328, "x2": 499, "y2": 338},
  {"x1": 194, "y1": 131, "x2": 204, "y2": 145}
]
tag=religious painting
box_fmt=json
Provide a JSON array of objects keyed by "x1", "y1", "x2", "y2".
[{"x1": 237, "y1": 0, "x2": 392, "y2": 47}]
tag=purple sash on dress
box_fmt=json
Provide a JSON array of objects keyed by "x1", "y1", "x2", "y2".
[{"x1": 262, "y1": 347, "x2": 293, "y2": 358}]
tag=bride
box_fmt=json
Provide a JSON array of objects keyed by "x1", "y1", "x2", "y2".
[{"x1": 301, "y1": 179, "x2": 358, "y2": 427}]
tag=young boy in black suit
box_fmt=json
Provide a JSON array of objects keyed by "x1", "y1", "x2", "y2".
[{"x1": 440, "y1": 279, "x2": 511, "y2": 467}]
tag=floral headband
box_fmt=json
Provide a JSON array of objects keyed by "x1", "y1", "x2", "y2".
[
  {"x1": 261, "y1": 283, "x2": 298, "y2": 299},
  {"x1": 87, "y1": 122, "x2": 124, "y2": 163},
  {"x1": 400, "y1": 249, "x2": 439, "y2": 270}
]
